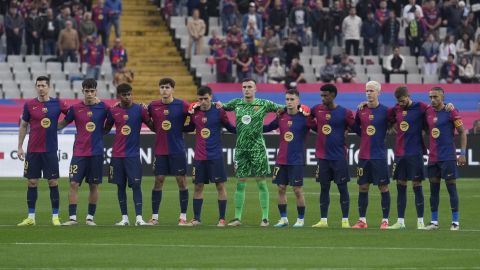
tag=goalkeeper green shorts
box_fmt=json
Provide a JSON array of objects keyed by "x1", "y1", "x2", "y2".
[{"x1": 234, "y1": 148, "x2": 271, "y2": 178}]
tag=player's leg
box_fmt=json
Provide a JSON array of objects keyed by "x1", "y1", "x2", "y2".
[
  {"x1": 273, "y1": 184, "x2": 288, "y2": 227},
  {"x1": 190, "y1": 183, "x2": 204, "y2": 226},
  {"x1": 62, "y1": 182, "x2": 80, "y2": 225},
  {"x1": 292, "y1": 185, "x2": 305, "y2": 228},
  {"x1": 126, "y1": 157, "x2": 148, "y2": 226},
  {"x1": 252, "y1": 149, "x2": 271, "y2": 226},
  {"x1": 412, "y1": 180, "x2": 425, "y2": 229},
  {"x1": 110, "y1": 158, "x2": 129, "y2": 225},
  {"x1": 371, "y1": 159, "x2": 391, "y2": 229},
  {"x1": 216, "y1": 182, "x2": 227, "y2": 226},
  {"x1": 389, "y1": 157, "x2": 407, "y2": 229},
  {"x1": 352, "y1": 160, "x2": 370, "y2": 228},
  {"x1": 424, "y1": 163, "x2": 441, "y2": 230},
  {"x1": 313, "y1": 159, "x2": 333, "y2": 228},
  {"x1": 228, "y1": 150, "x2": 249, "y2": 226},
  {"x1": 173, "y1": 154, "x2": 189, "y2": 224},
  {"x1": 443, "y1": 161, "x2": 459, "y2": 230},
  {"x1": 43, "y1": 152, "x2": 61, "y2": 225},
  {"x1": 18, "y1": 178, "x2": 39, "y2": 226},
  {"x1": 378, "y1": 183, "x2": 390, "y2": 229},
  {"x1": 334, "y1": 159, "x2": 351, "y2": 228},
  {"x1": 150, "y1": 155, "x2": 167, "y2": 224},
  {"x1": 85, "y1": 156, "x2": 103, "y2": 225},
  {"x1": 86, "y1": 184, "x2": 99, "y2": 225}
]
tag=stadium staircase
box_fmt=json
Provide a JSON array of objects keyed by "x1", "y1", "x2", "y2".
[{"x1": 121, "y1": 0, "x2": 197, "y2": 102}]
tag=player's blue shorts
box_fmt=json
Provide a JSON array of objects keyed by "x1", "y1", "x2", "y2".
[
  {"x1": 23, "y1": 152, "x2": 59, "y2": 180},
  {"x1": 272, "y1": 165, "x2": 304, "y2": 186},
  {"x1": 392, "y1": 155, "x2": 425, "y2": 181},
  {"x1": 69, "y1": 156, "x2": 103, "y2": 185},
  {"x1": 316, "y1": 159, "x2": 350, "y2": 185},
  {"x1": 357, "y1": 159, "x2": 390, "y2": 186},
  {"x1": 192, "y1": 159, "x2": 227, "y2": 184},
  {"x1": 109, "y1": 157, "x2": 142, "y2": 188},
  {"x1": 153, "y1": 154, "x2": 187, "y2": 176},
  {"x1": 427, "y1": 160, "x2": 458, "y2": 180}
]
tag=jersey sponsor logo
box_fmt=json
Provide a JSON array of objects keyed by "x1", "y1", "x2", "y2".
[
  {"x1": 121, "y1": 125, "x2": 131, "y2": 135},
  {"x1": 284, "y1": 131, "x2": 294, "y2": 142},
  {"x1": 42, "y1": 107, "x2": 48, "y2": 113},
  {"x1": 366, "y1": 125, "x2": 376, "y2": 136},
  {"x1": 41, "y1": 118, "x2": 51, "y2": 128},
  {"x1": 162, "y1": 120, "x2": 172, "y2": 130},
  {"x1": 322, "y1": 124, "x2": 332, "y2": 135},
  {"x1": 325, "y1": 113, "x2": 331, "y2": 120},
  {"x1": 454, "y1": 119, "x2": 463, "y2": 128},
  {"x1": 369, "y1": 114, "x2": 374, "y2": 120},
  {"x1": 85, "y1": 121, "x2": 96, "y2": 132},
  {"x1": 87, "y1": 111, "x2": 93, "y2": 117},
  {"x1": 399, "y1": 121, "x2": 409, "y2": 132},
  {"x1": 123, "y1": 114, "x2": 129, "y2": 120},
  {"x1": 200, "y1": 128, "x2": 211, "y2": 138},
  {"x1": 431, "y1": 128, "x2": 440, "y2": 138},
  {"x1": 241, "y1": 115, "x2": 252, "y2": 125}
]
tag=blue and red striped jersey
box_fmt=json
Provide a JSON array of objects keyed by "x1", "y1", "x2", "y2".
[{"x1": 425, "y1": 107, "x2": 463, "y2": 162}]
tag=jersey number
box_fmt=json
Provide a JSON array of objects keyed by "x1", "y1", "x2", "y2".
[{"x1": 69, "y1": 165, "x2": 78, "y2": 174}]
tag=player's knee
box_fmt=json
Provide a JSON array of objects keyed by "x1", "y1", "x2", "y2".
[
  {"x1": 154, "y1": 176, "x2": 165, "y2": 189},
  {"x1": 320, "y1": 183, "x2": 331, "y2": 193},
  {"x1": 397, "y1": 180, "x2": 407, "y2": 186},
  {"x1": 48, "y1": 179, "x2": 58, "y2": 187},
  {"x1": 412, "y1": 181, "x2": 422, "y2": 187},
  {"x1": 236, "y1": 181, "x2": 247, "y2": 191},
  {"x1": 194, "y1": 184, "x2": 204, "y2": 193},
  {"x1": 27, "y1": 179, "x2": 38, "y2": 188},
  {"x1": 278, "y1": 185, "x2": 287, "y2": 194},
  {"x1": 446, "y1": 179, "x2": 456, "y2": 185},
  {"x1": 378, "y1": 184, "x2": 389, "y2": 192},
  {"x1": 176, "y1": 176, "x2": 187, "y2": 190},
  {"x1": 89, "y1": 183, "x2": 98, "y2": 191},
  {"x1": 429, "y1": 177, "x2": 441, "y2": 184},
  {"x1": 293, "y1": 187, "x2": 303, "y2": 198},
  {"x1": 359, "y1": 184, "x2": 369, "y2": 192}
]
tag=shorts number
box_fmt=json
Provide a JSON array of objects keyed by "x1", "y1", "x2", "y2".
[
  {"x1": 357, "y1": 167, "x2": 363, "y2": 177},
  {"x1": 315, "y1": 165, "x2": 319, "y2": 178},
  {"x1": 109, "y1": 166, "x2": 113, "y2": 179},
  {"x1": 24, "y1": 161, "x2": 29, "y2": 174},
  {"x1": 272, "y1": 166, "x2": 280, "y2": 179},
  {"x1": 192, "y1": 167, "x2": 196, "y2": 180},
  {"x1": 392, "y1": 162, "x2": 397, "y2": 176},
  {"x1": 69, "y1": 165, "x2": 78, "y2": 174}
]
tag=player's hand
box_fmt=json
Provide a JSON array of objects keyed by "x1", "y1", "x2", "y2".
[
  {"x1": 276, "y1": 107, "x2": 285, "y2": 115},
  {"x1": 357, "y1": 101, "x2": 368, "y2": 110},
  {"x1": 215, "y1": 101, "x2": 223, "y2": 109},
  {"x1": 388, "y1": 126, "x2": 398, "y2": 135},
  {"x1": 298, "y1": 104, "x2": 311, "y2": 116},
  {"x1": 188, "y1": 102, "x2": 200, "y2": 114},
  {"x1": 113, "y1": 101, "x2": 120, "y2": 107},
  {"x1": 139, "y1": 102, "x2": 148, "y2": 110},
  {"x1": 445, "y1": 103, "x2": 455, "y2": 112},
  {"x1": 17, "y1": 147, "x2": 25, "y2": 161},
  {"x1": 457, "y1": 155, "x2": 466, "y2": 166},
  {"x1": 94, "y1": 97, "x2": 101, "y2": 104}
]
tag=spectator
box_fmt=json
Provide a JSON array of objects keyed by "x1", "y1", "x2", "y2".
[
  {"x1": 187, "y1": 9, "x2": 206, "y2": 58},
  {"x1": 262, "y1": 27, "x2": 282, "y2": 62},
  {"x1": 214, "y1": 40, "x2": 235, "y2": 83},
  {"x1": 458, "y1": 56, "x2": 474, "y2": 83},
  {"x1": 375, "y1": 1, "x2": 389, "y2": 27},
  {"x1": 283, "y1": 31, "x2": 302, "y2": 67},
  {"x1": 422, "y1": 33, "x2": 440, "y2": 75},
  {"x1": 285, "y1": 57, "x2": 306, "y2": 87},
  {"x1": 361, "y1": 11, "x2": 381, "y2": 55},
  {"x1": 383, "y1": 46, "x2": 407, "y2": 82},
  {"x1": 423, "y1": 0, "x2": 442, "y2": 37},
  {"x1": 226, "y1": 24, "x2": 242, "y2": 51},
  {"x1": 439, "y1": 35, "x2": 456, "y2": 64},
  {"x1": 442, "y1": 0, "x2": 463, "y2": 36},
  {"x1": 41, "y1": 8, "x2": 58, "y2": 56},
  {"x1": 255, "y1": 0, "x2": 270, "y2": 23},
  {"x1": 309, "y1": 0, "x2": 325, "y2": 48},
  {"x1": 268, "y1": 0, "x2": 287, "y2": 38},
  {"x1": 319, "y1": 56, "x2": 337, "y2": 83},
  {"x1": 342, "y1": 8, "x2": 362, "y2": 56},
  {"x1": 73, "y1": 6, "x2": 84, "y2": 31},
  {"x1": 456, "y1": 33, "x2": 474, "y2": 61},
  {"x1": 267, "y1": 57, "x2": 286, "y2": 84},
  {"x1": 93, "y1": 0, "x2": 108, "y2": 47},
  {"x1": 253, "y1": 47, "x2": 269, "y2": 83},
  {"x1": 456, "y1": 18, "x2": 475, "y2": 41},
  {"x1": 220, "y1": 0, "x2": 238, "y2": 34},
  {"x1": 335, "y1": 54, "x2": 357, "y2": 83},
  {"x1": 79, "y1": 12, "x2": 97, "y2": 42},
  {"x1": 25, "y1": 8, "x2": 42, "y2": 55},
  {"x1": 113, "y1": 63, "x2": 134, "y2": 86},
  {"x1": 105, "y1": 0, "x2": 122, "y2": 42},
  {"x1": 5, "y1": 5, "x2": 24, "y2": 55},
  {"x1": 469, "y1": 120, "x2": 480, "y2": 135},
  {"x1": 356, "y1": 0, "x2": 376, "y2": 21},
  {"x1": 56, "y1": 6, "x2": 77, "y2": 30},
  {"x1": 311, "y1": 0, "x2": 334, "y2": 56},
  {"x1": 466, "y1": 8, "x2": 478, "y2": 30},
  {"x1": 235, "y1": 42, "x2": 252, "y2": 82},
  {"x1": 472, "y1": 36, "x2": 480, "y2": 75},
  {"x1": 241, "y1": 2, "x2": 262, "y2": 33},
  {"x1": 387, "y1": 0, "x2": 402, "y2": 18},
  {"x1": 208, "y1": 29, "x2": 222, "y2": 55},
  {"x1": 405, "y1": 10, "x2": 426, "y2": 57},
  {"x1": 110, "y1": 38, "x2": 128, "y2": 75},
  {"x1": 403, "y1": 0, "x2": 423, "y2": 24},
  {"x1": 198, "y1": 0, "x2": 209, "y2": 35},
  {"x1": 243, "y1": 18, "x2": 261, "y2": 52},
  {"x1": 381, "y1": 10, "x2": 400, "y2": 55},
  {"x1": 83, "y1": 35, "x2": 105, "y2": 80},
  {"x1": 439, "y1": 53, "x2": 461, "y2": 83},
  {"x1": 330, "y1": 0, "x2": 347, "y2": 46},
  {"x1": 288, "y1": 0, "x2": 309, "y2": 45},
  {"x1": 57, "y1": 20, "x2": 80, "y2": 62}
]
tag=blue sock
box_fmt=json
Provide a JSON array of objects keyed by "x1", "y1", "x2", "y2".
[
  {"x1": 381, "y1": 191, "x2": 391, "y2": 219},
  {"x1": 413, "y1": 185, "x2": 424, "y2": 218},
  {"x1": 218, "y1": 200, "x2": 226, "y2": 220},
  {"x1": 278, "y1": 204, "x2": 287, "y2": 218},
  {"x1": 27, "y1": 187, "x2": 37, "y2": 214},
  {"x1": 430, "y1": 182, "x2": 440, "y2": 221},
  {"x1": 132, "y1": 186, "x2": 143, "y2": 216},
  {"x1": 69, "y1": 204, "x2": 77, "y2": 217},
  {"x1": 179, "y1": 189, "x2": 189, "y2": 214},
  {"x1": 446, "y1": 183, "x2": 459, "y2": 223},
  {"x1": 152, "y1": 190, "x2": 162, "y2": 215},
  {"x1": 297, "y1": 206, "x2": 305, "y2": 219},
  {"x1": 88, "y1": 203, "x2": 96, "y2": 216},
  {"x1": 337, "y1": 183, "x2": 350, "y2": 219},
  {"x1": 397, "y1": 184, "x2": 407, "y2": 219},
  {"x1": 358, "y1": 192, "x2": 368, "y2": 218},
  {"x1": 320, "y1": 184, "x2": 330, "y2": 218},
  {"x1": 117, "y1": 184, "x2": 128, "y2": 215},
  {"x1": 49, "y1": 185, "x2": 59, "y2": 215},
  {"x1": 193, "y1": 198, "x2": 203, "y2": 221}
]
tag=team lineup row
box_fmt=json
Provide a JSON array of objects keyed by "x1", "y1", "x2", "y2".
[{"x1": 16, "y1": 76, "x2": 467, "y2": 230}]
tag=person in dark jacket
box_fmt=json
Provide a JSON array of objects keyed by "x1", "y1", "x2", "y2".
[
  {"x1": 361, "y1": 11, "x2": 381, "y2": 55},
  {"x1": 25, "y1": 8, "x2": 43, "y2": 55},
  {"x1": 41, "y1": 8, "x2": 59, "y2": 56},
  {"x1": 5, "y1": 5, "x2": 24, "y2": 55},
  {"x1": 381, "y1": 10, "x2": 400, "y2": 55}
]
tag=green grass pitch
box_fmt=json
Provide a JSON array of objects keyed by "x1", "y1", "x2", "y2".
[{"x1": 0, "y1": 177, "x2": 479, "y2": 269}]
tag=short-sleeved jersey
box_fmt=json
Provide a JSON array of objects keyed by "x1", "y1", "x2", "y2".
[
  {"x1": 106, "y1": 103, "x2": 150, "y2": 158},
  {"x1": 64, "y1": 101, "x2": 109, "y2": 157},
  {"x1": 311, "y1": 104, "x2": 355, "y2": 160},
  {"x1": 148, "y1": 99, "x2": 189, "y2": 156},
  {"x1": 354, "y1": 104, "x2": 391, "y2": 160},
  {"x1": 187, "y1": 106, "x2": 235, "y2": 160},
  {"x1": 223, "y1": 98, "x2": 283, "y2": 150},
  {"x1": 425, "y1": 107, "x2": 463, "y2": 162},
  {"x1": 264, "y1": 112, "x2": 316, "y2": 165},
  {"x1": 22, "y1": 97, "x2": 68, "y2": 153}
]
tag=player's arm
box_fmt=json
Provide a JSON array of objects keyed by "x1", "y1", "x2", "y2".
[
  {"x1": 453, "y1": 112, "x2": 467, "y2": 166},
  {"x1": 219, "y1": 99, "x2": 239, "y2": 111},
  {"x1": 104, "y1": 110, "x2": 114, "y2": 134},
  {"x1": 220, "y1": 110, "x2": 236, "y2": 134},
  {"x1": 264, "y1": 99, "x2": 285, "y2": 113},
  {"x1": 58, "y1": 106, "x2": 75, "y2": 130},
  {"x1": 350, "y1": 110, "x2": 361, "y2": 135},
  {"x1": 140, "y1": 106, "x2": 154, "y2": 132},
  {"x1": 263, "y1": 117, "x2": 279, "y2": 133},
  {"x1": 386, "y1": 107, "x2": 397, "y2": 135},
  {"x1": 183, "y1": 118, "x2": 196, "y2": 132},
  {"x1": 17, "y1": 119, "x2": 28, "y2": 161}
]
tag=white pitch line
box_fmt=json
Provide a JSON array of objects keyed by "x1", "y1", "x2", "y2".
[{"x1": 0, "y1": 242, "x2": 478, "y2": 253}]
